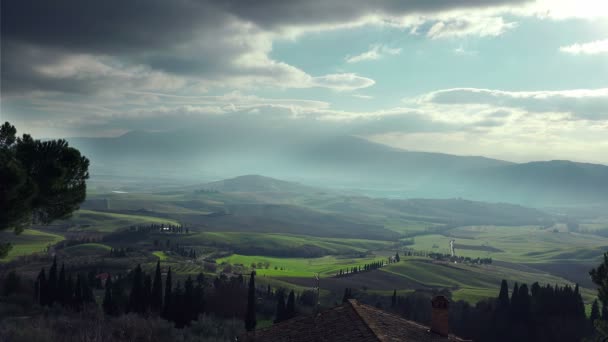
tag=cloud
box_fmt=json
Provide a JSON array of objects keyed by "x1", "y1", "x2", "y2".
[
  {"x1": 345, "y1": 44, "x2": 402, "y2": 63},
  {"x1": 0, "y1": 0, "x2": 549, "y2": 95},
  {"x1": 311, "y1": 73, "x2": 375, "y2": 91},
  {"x1": 560, "y1": 39, "x2": 608, "y2": 55},
  {"x1": 418, "y1": 87, "x2": 608, "y2": 120},
  {"x1": 427, "y1": 16, "x2": 517, "y2": 39}
]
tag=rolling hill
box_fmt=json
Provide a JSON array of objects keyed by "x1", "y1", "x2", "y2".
[{"x1": 69, "y1": 130, "x2": 608, "y2": 207}]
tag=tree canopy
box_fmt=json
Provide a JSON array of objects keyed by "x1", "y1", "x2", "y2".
[{"x1": 0, "y1": 122, "x2": 89, "y2": 257}]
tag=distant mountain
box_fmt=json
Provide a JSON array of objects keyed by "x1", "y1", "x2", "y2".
[
  {"x1": 69, "y1": 130, "x2": 608, "y2": 207},
  {"x1": 202, "y1": 175, "x2": 318, "y2": 193}
]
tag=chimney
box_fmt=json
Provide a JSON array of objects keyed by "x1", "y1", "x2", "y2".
[{"x1": 431, "y1": 295, "x2": 449, "y2": 337}]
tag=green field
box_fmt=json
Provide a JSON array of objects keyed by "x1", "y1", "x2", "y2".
[
  {"x1": 0, "y1": 229, "x2": 64, "y2": 262},
  {"x1": 65, "y1": 209, "x2": 180, "y2": 232},
  {"x1": 407, "y1": 226, "x2": 608, "y2": 264},
  {"x1": 217, "y1": 254, "x2": 385, "y2": 277},
  {"x1": 179, "y1": 232, "x2": 392, "y2": 257},
  {"x1": 63, "y1": 243, "x2": 112, "y2": 257}
]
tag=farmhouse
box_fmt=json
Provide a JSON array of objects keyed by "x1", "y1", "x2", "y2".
[{"x1": 240, "y1": 296, "x2": 469, "y2": 341}]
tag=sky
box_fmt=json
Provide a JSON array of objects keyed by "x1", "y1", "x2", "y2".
[{"x1": 1, "y1": 0, "x2": 608, "y2": 164}]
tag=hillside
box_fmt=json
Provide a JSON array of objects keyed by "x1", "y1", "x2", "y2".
[
  {"x1": 202, "y1": 175, "x2": 318, "y2": 193},
  {"x1": 69, "y1": 130, "x2": 608, "y2": 206}
]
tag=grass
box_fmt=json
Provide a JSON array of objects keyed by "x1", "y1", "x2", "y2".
[
  {"x1": 0, "y1": 229, "x2": 64, "y2": 262},
  {"x1": 63, "y1": 243, "x2": 111, "y2": 256},
  {"x1": 407, "y1": 225, "x2": 608, "y2": 264},
  {"x1": 153, "y1": 251, "x2": 169, "y2": 260},
  {"x1": 180, "y1": 232, "x2": 392, "y2": 257},
  {"x1": 217, "y1": 254, "x2": 386, "y2": 278},
  {"x1": 65, "y1": 209, "x2": 180, "y2": 232}
]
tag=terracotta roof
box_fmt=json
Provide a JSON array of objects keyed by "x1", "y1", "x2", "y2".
[{"x1": 240, "y1": 299, "x2": 469, "y2": 342}]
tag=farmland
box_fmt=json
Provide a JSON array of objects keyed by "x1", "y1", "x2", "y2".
[{"x1": 2, "y1": 175, "x2": 605, "y2": 308}]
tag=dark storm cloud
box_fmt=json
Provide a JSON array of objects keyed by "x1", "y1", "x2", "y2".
[{"x1": 1, "y1": 0, "x2": 531, "y2": 94}]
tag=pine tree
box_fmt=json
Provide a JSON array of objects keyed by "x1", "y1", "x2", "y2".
[
  {"x1": 245, "y1": 272, "x2": 257, "y2": 331},
  {"x1": 286, "y1": 290, "x2": 296, "y2": 319},
  {"x1": 162, "y1": 267, "x2": 173, "y2": 319},
  {"x1": 151, "y1": 260, "x2": 163, "y2": 312}
]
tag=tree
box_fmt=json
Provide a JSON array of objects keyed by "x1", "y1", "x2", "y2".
[
  {"x1": 3, "y1": 270, "x2": 20, "y2": 297},
  {"x1": 275, "y1": 290, "x2": 286, "y2": 323},
  {"x1": 391, "y1": 289, "x2": 397, "y2": 308},
  {"x1": 58, "y1": 263, "x2": 66, "y2": 305},
  {"x1": 162, "y1": 267, "x2": 173, "y2": 319},
  {"x1": 245, "y1": 272, "x2": 257, "y2": 331},
  {"x1": 395, "y1": 252, "x2": 400, "y2": 262},
  {"x1": 48, "y1": 256, "x2": 58, "y2": 305},
  {"x1": 151, "y1": 260, "x2": 163, "y2": 312},
  {"x1": 0, "y1": 122, "x2": 89, "y2": 232},
  {"x1": 498, "y1": 279, "x2": 510, "y2": 310},
  {"x1": 286, "y1": 290, "x2": 296, "y2": 319},
  {"x1": 128, "y1": 264, "x2": 144, "y2": 314},
  {"x1": 591, "y1": 299, "x2": 600, "y2": 323},
  {"x1": 591, "y1": 253, "x2": 608, "y2": 305},
  {"x1": 103, "y1": 275, "x2": 116, "y2": 315},
  {"x1": 0, "y1": 122, "x2": 89, "y2": 257}
]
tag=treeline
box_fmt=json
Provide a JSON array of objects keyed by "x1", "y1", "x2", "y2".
[
  {"x1": 427, "y1": 252, "x2": 492, "y2": 265},
  {"x1": 335, "y1": 259, "x2": 387, "y2": 278},
  {"x1": 33, "y1": 257, "x2": 97, "y2": 311},
  {"x1": 390, "y1": 280, "x2": 589, "y2": 342},
  {"x1": 4, "y1": 257, "x2": 315, "y2": 333},
  {"x1": 128, "y1": 224, "x2": 187, "y2": 234}
]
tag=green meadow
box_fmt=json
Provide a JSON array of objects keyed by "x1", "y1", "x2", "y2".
[
  {"x1": 65, "y1": 209, "x2": 179, "y2": 232},
  {"x1": 217, "y1": 254, "x2": 385, "y2": 277},
  {"x1": 0, "y1": 229, "x2": 64, "y2": 262}
]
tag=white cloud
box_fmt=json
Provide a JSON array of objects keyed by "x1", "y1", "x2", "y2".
[
  {"x1": 560, "y1": 39, "x2": 608, "y2": 55},
  {"x1": 427, "y1": 16, "x2": 517, "y2": 39},
  {"x1": 311, "y1": 73, "x2": 376, "y2": 91},
  {"x1": 345, "y1": 44, "x2": 402, "y2": 63},
  {"x1": 416, "y1": 87, "x2": 608, "y2": 120}
]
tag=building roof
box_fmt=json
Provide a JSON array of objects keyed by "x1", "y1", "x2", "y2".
[{"x1": 240, "y1": 299, "x2": 469, "y2": 342}]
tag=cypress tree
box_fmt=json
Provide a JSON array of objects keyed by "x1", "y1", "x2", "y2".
[
  {"x1": 103, "y1": 275, "x2": 115, "y2": 315},
  {"x1": 36, "y1": 268, "x2": 47, "y2": 306},
  {"x1": 391, "y1": 289, "x2": 397, "y2": 308},
  {"x1": 57, "y1": 263, "x2": 66, "y2": 305},
  {"x1": 128, "y1": 264, "x2": 144, "y2": 313},
  {"x1": 144, "y1": 274, "x2": 152, "y2": 312},
  {"x1": 245, "y1": 272, "x2": 257, "y2": 331},
  {"x1": 275, "y1": 290, "x2": 286, "y2": 323},
  {"x1": 184, "y1": 275, "x2": 195, "y2": 322},
  {"x1": 162, "y1": 267, "x2": 173, "y2": 319},
  {"x1": 151, "y1": 260, "x2": 163, "y2": 312},
  {"x1": 591, "y1": 299, "x2": 600, "y2": 323},
  {"x1": 395, "y1": 252, "x2": 400, "y2": 262},
  {"x1": 286, "y1": 290, "x2": 296, "y2": 319},
  {"x1": 65, "y1": 274, "x2": 74, "y2": 307},
  {"x1": 48, "y1": 256, "x2": 58, "y2": 305},
  {"x1": 3, "y1": 270, "x2": 20, "y2": 297},
  {"x1": 74, "y1": 274, "x2": 83, "y2": 311},
  {"x1": 498, "y1": 279, "x2": 510, "y2": 310}
]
